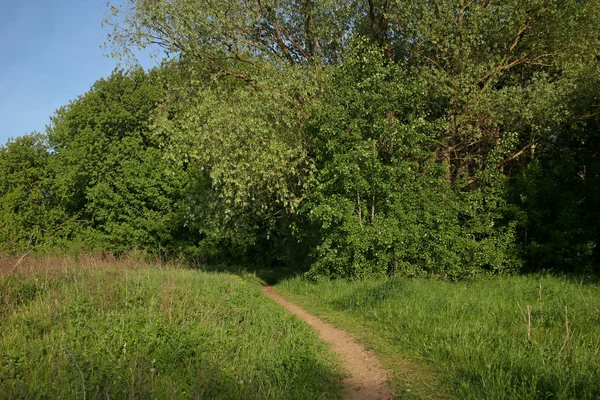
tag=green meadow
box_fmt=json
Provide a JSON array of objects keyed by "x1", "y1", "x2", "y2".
[
  {"x1": 2, "y1": 255, "x2": 600, "y2": 399},
  {"x1": 0, "y1": 260, "x2": 343, "y2": 399},
  {"x1": 3, "y1": 1, "x2": 600, "y2": 399},
  {"x1": 277, "y1": 275, "x2": 600, "y2": 400}
]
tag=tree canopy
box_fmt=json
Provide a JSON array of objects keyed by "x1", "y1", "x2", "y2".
[{"x1": 1, "y1": 0, "x2": 598, "y2": 277}]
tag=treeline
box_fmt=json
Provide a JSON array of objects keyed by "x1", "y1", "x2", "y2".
[{"x1": 1, "y1": 0, "x2": 599, "y2": 278}]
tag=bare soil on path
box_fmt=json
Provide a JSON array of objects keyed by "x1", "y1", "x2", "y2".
[{"x1": 261, "y1": 286, "x2": 395, "y2": 400}]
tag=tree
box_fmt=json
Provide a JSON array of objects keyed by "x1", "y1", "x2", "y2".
[
  {"x1": 298, "y1": 41, "x2": 520, "y2": 278},
  {"x1": 0, "y1": 134, "x2": 64, "y2": 250},
  {"x1": 384, "y1": 0, "x2": 600, "y2": 185},
  {"x1": 47, "y1": 68, "x2": 189, "y2": 253},
  {"x1": 98, "y1": 0, "x2": 600, "y2": 276},
  {"x1": 513, "y1": 74, "x2": 600, "y2": 273},
  {"x1": 104, "y1": 0, "x2": 369, "y2": 68}
]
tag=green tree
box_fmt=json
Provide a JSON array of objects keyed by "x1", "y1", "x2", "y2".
[
  {"x1": 0, "y1": 134, "x2": 65, "y2": 250},
  {"x1": 47, "y1": 68, "x2": 189, "y2": 254},
  {"x1": 381, "y1": 0, "x2": 600, "y2": 185},
  {"x1": 102, "y1": 1, "x2": 600, "y2": 276},
  {"x1": 513, "y1": 73, "x2": 600, "y2": 273},
  {"x1": 298, "y1": 41, "x2": 520, "y2": 278},
  {"x1": 105, "y1": 0, "x2": 366, "y2": 67}
]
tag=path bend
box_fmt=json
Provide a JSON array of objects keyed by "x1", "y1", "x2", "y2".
[{"x1": 261, "y1": 286, "x2": 395, "y2": 400}]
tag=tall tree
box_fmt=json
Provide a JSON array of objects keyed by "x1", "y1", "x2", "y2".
[
  {"x1": 0, "y1": 134, "x2": 64, "y2": 250},
  {"x1": 104, "y1": 0, "x2": 365, "y2": 71},
  {"x1": 47, "y1": 68, "x2": 189, "y2": 253},
  {"x1": 384, "y1": 0, "x2": 600, "y2": 185},
  {"x1": 102, "y1": 0, "x2": 600, "y2": 276}
]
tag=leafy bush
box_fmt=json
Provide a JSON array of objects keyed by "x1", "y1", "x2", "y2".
[{"x1": 299, "y1": 42, "x2": 521, "y2": 279}]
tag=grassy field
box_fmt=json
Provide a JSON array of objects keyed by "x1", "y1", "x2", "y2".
[
  {"x1": 277, "y1": 274, "x2": 600, "y2": 400},
  {"x1": 0, "y1": 255, "x2": 343, "y2": 400}
]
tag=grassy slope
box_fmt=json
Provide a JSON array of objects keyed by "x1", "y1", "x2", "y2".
[
  {"x1": 0, "y1": 264, "x2": 343, "y2": 399},
  {"x1": 277, "y1": 275, "x2": 600, "y2": 400}
]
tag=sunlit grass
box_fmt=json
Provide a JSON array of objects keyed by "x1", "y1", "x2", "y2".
[
  {"x1": 277, "y1": 275, "x2": 600, "y2": 399},
  {"x1": 0, "y1": 258, "x2": 343, "y2": 399}
]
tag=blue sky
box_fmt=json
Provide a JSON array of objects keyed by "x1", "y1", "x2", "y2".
[{"x1": 0, "y1": 0, "x2": 155, "y2": 146}]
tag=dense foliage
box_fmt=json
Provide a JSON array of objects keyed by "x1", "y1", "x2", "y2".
[
  {"x1": 1, "y1": 69, "x2": 193, "y2": 255},
  {"x1": 1, "y1": 0, "x2": 599, "y2": 277}
]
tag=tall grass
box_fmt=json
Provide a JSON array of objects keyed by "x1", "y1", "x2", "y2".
[
  {"x1": 0, "y1": 256, "x2": 343, "y2": 399},
  {"x1": 278, "y1": 275, "x2": 600, "y2": 399}
]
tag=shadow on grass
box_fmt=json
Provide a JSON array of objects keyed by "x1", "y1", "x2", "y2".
[{"x1": 197, "y1": 263, "x2": 303, "y2": 286}]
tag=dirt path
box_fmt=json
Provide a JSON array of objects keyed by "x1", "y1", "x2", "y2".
[{"x1": 261, "y1": 286, "x2": 395, "y2": 400}]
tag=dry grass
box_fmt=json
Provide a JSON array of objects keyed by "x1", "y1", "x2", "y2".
[{"x1": 0, "y1": 250, "x2": 167, "y2": 276}]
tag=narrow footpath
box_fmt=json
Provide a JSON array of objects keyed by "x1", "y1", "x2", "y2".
[{"x1": 261, "y1": 286, "x2": 395, "y2": 400}]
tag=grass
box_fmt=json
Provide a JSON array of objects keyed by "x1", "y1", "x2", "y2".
[
  {"x1": 277, "y1": 274, "x2": 600, "y2": 400},
  {"x1": 0, "y1": 254, "x2": 344, "y2": 399}
]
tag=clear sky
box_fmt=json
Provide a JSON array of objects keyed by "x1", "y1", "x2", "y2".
[{"x1": 0, "y1": 0, "x2": 155, "y2": 146}]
